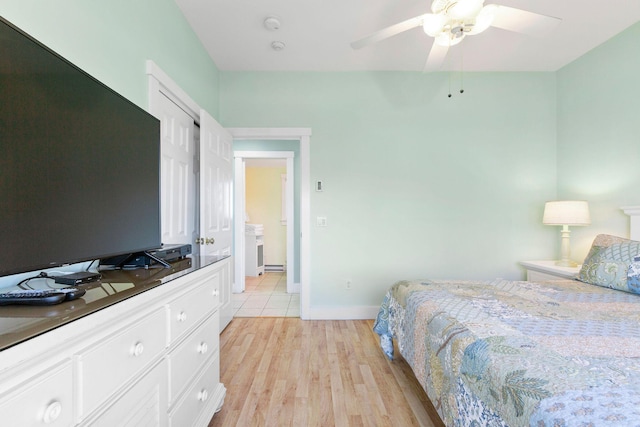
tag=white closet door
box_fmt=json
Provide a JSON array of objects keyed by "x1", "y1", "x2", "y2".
[
  {"x1": 158, "y1": 94, "x2": 196, "y2": 247},
  {"x1": 200, "y1": 109, "x2": 233, "y2": 331}
]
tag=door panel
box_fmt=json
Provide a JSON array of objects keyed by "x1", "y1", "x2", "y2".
[
  {"x1": 199, "y1": 110, "x2": 232, "y2": 256},
  {"x1": 200, "y1": 109, "x2": 233, "y2": 332},
  {"x1": 158, "y1": 94, "x2": 196, "y2": 247}
]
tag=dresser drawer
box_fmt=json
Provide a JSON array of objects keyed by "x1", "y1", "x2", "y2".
[
  {"x1": 0, "y1": 362, "x2": 73, "y2": 426},
  {"x1": 89, "y1": 360, "x2": 167, "y2": 427},
  {"x1": 77, "y1": 308, "x2": 166, "y2": 418},
  {"x1": 168, "y1": 313, "x2": 219, "y2": 403},
  {"x1": 169, "y1": 354, "x2": 222, "y2": 427},
  {"x1": 168, "y1": 275, "x2": 220, "y2": 343}
]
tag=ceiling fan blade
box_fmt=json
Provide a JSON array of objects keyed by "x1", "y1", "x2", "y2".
[
  {"x1": 490, "y1": 5, "x2": 561, "y2": 37},
  {"x1": 351, "y1": 14, "x2": 429, "y2": 49},
  {"x1": 423, "y1": 40, "x2": 449, "y2": 72}
]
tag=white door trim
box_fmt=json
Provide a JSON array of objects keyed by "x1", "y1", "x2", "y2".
[
  {"x1": 146, "y1": 60, "x2": 199, "y2": 123},
  {"x1": 229, "y1": 128, "x2": 311, "y2": 320},
  {"x1": 233, "y1": 156, "x2": 246, "y2": 293}
]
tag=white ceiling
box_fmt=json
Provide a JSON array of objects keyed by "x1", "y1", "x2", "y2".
[{"x1": 174, "y1": 0, "x2": 640, "y2": 72}]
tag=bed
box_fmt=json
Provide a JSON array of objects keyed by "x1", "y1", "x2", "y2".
[{"x1": 374, "y1": 234, "x2": 640, "y2": 426}]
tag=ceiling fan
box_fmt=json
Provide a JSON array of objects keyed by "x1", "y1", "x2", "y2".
[{"x1": 351, "y1": 0, "x2": 561, "y2": 71}]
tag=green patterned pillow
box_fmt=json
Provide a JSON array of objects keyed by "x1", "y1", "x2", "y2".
[{"x1": 577, "y1": 234, "x2": 640, "y2": 294}]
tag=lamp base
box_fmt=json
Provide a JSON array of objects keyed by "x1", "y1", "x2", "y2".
[
  {"x1": 555, "y1": 259, "x2": 578, "y2": 268},
  {"x1": 555, "y1": 226, "x2": 578, "y2": 268}
]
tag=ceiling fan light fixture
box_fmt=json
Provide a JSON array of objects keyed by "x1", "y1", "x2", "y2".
[
  {"x1": 423, "y1": 13, "x2": 447, "y2": 36},
  {"x1": 467, "y1": 4, "x2": 498, "y2": 35},
  {"x1": 447, "y1": 0, "x2": 485, "y2": 20}
]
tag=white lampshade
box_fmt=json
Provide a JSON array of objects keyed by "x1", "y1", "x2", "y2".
[{"x1": 543, "y1": 201, "x2": 591, "y2": 226}]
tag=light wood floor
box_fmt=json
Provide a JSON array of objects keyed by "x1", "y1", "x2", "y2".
[{"x1": 208, "y1": 318, "x2": 445, "y2": 427}]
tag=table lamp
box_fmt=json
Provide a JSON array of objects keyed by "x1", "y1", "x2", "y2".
[{"x1": 543, "y1": 200, "x2": 591, "y2": 267}]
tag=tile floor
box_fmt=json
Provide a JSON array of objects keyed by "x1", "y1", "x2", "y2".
[{"x1": 232, "y1": 272, "x2": 300, "y2": 317}]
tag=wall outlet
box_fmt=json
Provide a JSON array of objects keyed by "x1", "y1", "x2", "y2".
[
  {"x1": 316, "y1": 216, "x2": 327, "y2": 227},
  {"x1": 345, "y1": 279, "x2": 352, "y2": 290}
]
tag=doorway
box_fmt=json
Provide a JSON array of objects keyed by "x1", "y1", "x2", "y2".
[
  {"x1": 245, "y1": 157, "x2": 287, "y2": 275},
  {"x1": 230, "y1": 128, "x2": 311, "y2": 320},
  {"x1": 233, "y1": 153, "x2": 296, "y2": 318},
  {"x1": 233, "y1": 151, "x2": 294, "y2": 294}
]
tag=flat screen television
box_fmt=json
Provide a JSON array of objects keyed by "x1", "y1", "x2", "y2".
[{"x1": 0, "y1": 17, "x2": 161, "y2": 279}]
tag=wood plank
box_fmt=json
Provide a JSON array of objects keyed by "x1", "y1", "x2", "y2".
[{"x1": 208, "y1": 318, "x2": 444, "y2": 427}]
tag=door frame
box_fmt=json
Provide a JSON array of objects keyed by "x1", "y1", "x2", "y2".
[
  {"x1": 234, "y1": 151, "x2": 294, "y2": 294},
  {"x1": 147, "y1": 61, "x2": 200, "y2": 125},
  {"x1": 229, "y1": 128, "x2": 311, "y2": 320}
]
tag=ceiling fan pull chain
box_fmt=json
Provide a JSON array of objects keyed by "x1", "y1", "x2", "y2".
[
  {"x1": 447, "y1": 36, "x2": 453, "y2": 98},
  {"x1": 460, "y1": 42, "x2": 465, "y2": 94}
]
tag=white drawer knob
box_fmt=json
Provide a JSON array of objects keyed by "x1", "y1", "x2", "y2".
[
  {"x1": 197, "y1": 342, "x2": 208, "y2": 355},
  {"x1": 212, "y1": 289, "x2": 219, "y2": 297},
  {"x1": 198, "y1": 389, "x2": 209, "y2": 402},
  {"x1": 177, "y1": 311, "x2": 187, "y2": 322},
  {"x1": 43, "y1": 400, "x2": 62, "y2": 424},
  {"x1": 131, "y1": 342, "x2": 145, "y2": 357}
]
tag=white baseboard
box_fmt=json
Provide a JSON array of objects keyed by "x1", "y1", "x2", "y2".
[{"x1": 305, "y1": 305, "x2": 380, "y2": 320}]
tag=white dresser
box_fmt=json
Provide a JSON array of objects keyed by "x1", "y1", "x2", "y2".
[{"x1": 0, "y1": 256, "x2": 229, "y2": 426}]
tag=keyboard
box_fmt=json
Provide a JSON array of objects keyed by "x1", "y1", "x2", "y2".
[{"x1": 0, "y1": 289, "x2": 67, "y2": 306}]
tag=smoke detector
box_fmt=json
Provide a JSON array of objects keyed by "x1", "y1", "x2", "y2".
[
  {"x1": 271, "y1": 41, "x2": 286, "y2": 51},
  {"x1": 264, "y1": 16, "x2": 281, "y2": 31}
]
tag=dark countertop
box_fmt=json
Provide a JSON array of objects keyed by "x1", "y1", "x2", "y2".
[{"x1": 0, "y1": 255, "x2": 229, "y2": 352}]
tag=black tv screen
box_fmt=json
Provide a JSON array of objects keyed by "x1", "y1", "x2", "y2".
[{"x1": 0, "y1": 17, "x2": 161, "y2": 278}]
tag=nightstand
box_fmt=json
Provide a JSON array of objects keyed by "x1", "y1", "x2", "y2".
[{"x1": 519, "y1": 260, "x2": 581, "y2": 281}]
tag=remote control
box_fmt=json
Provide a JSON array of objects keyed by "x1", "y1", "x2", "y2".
[
  {"x1": 52, "y1": 287, "x2": 86, "y2": 301},
  {"x1": 0, "y1": 289, "x2": 66, "y2": 306}
]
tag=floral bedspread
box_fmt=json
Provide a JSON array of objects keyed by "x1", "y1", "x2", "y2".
[{"x1": 373, "y1": 279, "x2": 640, "y2": 426}]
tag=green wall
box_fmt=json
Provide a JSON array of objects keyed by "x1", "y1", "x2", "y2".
[
  {"x1": 220, "y1": 71, "x2": 558, "y2": 307},
  {"x1": 1, "y1": 0, "x2": 220, "y2": 115},
  {"x1": 557, "y1": 22, "x2": 640, "y2": 260}
]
